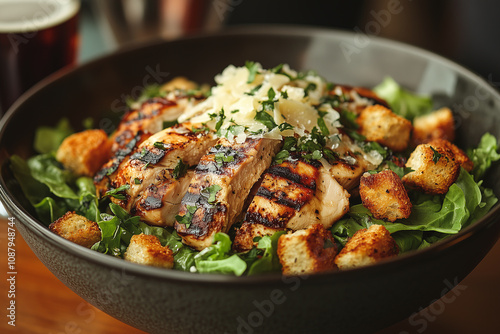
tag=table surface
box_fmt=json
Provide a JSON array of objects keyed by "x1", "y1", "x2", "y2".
[{"x1": 1, "y1": 216, "x2": 500, "y2": 334}]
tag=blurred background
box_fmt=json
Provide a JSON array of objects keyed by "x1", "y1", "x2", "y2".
[{"x1": 80, "y1": 0, "x2": 500, "y2": 84}]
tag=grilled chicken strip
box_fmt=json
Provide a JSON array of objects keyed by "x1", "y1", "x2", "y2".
[
  {"x1": 110, "y1": 97, "x2": 193, "y2": 153},
  {"x1": 134, "y1": 170, "x2": 195, "y2": 226},
  {"x1": 233, "y1": 156, "x2": 350, "y2": 252},
  {"x1": 175, "y1": 137, "x2": 282, "y2": 250},
  {"x1": 99, "y1": 123, "x2": 217, "y2": 226}
]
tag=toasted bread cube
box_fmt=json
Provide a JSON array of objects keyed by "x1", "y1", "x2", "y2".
[
  {"x1": 412, "y1": 107, "x2": 455, "y2": 145},
  {"x1": 428, "y1": 138, "x2": 474, "y2": 172},
  {"x1": 356, "y1": 105, "x2": 412, "y2": 152},
  {"x1": 233, "y1": 222, "x2": 284, "y2": 253},
  {"x1": 49, "y1": 211, "x2": 101, "y2": 248},
  {"x1": 359, "y1": 170, "x2": 412, "y2": 222},
  {"x1": 56, "y1": 129, "x2": 111, "y2": 176},
  {"x1": 402, "y1": 143, "x2": 460, "y2": 195},
  {"x1": 160, "y1": 76, "x2": 198, "y2": 92},
  {"x1": 277, "y1": 224, "x2": 338, "y2": 275},
  {"x1": 334, "y1": 224, "x2": 398, "y2": 270},
  {"x1": 124, "y1": 234, "x2": 174, "y2": 268}
]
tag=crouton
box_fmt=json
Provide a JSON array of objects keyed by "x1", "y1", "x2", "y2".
[
  {"x1": 356, "y1": 105, "x2": 412, "y2": 152},
  {"x1": 49, "y1": 211, "x2": 101, "y2": 248},
  {"x1": 233, "y1": 222, "x2": 284, "y2": 252},
  {"x1": 124, "y1": 234, "x2": 174, "y2": 268},
  {"x1": 402, "y1": 143, "x2": 460, "y2": 195},
  {"x1": 334, "y1": 224, "x2": 398, "y2": 270},
  {"x1": 56, "y1": 129, "x2": 111, "y2": 176},
  {"x1": 428, "y1": 138, "x2": 474, "y2": 172},
  {"x1": 359, "y1": 170, "x2": 412, "y2": 222},
  {"x1": 160, "y1": 76, "x2": 198, "y2": 92},
  {"x1": 412, "y1": 107, "x2": 455, "y2": 145},
  {"x1": 277, "y1": 224, "x2": 338, "y2": 275}
]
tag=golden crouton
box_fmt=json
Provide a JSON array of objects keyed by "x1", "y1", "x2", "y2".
[
  {"x1": 402, "y1": 143, "x2": 460, "y2": 195},
  {"x1": 49, "y1": 211, "x2": 101, "y2": 248},
  {"x1": 428, "y1": 138, "x2": 474, "y2": 172},
  {"x1": 56, "y1": 129, "x2": 111, "y2": 176},
  {"x1": 356, "y1": 105, "x2": 412, "y2": 152},
  {"x1": 233, "y1": 222, "x2": 284, "y2": 252},
  {"x1": 124, "y1": 234, "x2": 174, "y2": 268},
  {"x1": 334, "y1": 224, "x2": 398, "y2": 270},
  {"x1": 160, "y1": 76, "x2": 198, "y2": 92},
  {"x1": 359, "y1": 170, "x2": 412, "y2": 222},
  {"x1": 277, "y1": 224, "x2": 338, "y2": 275},
  {"x1": 412, "y1": 107, "x2": 455, "y2": 146}
]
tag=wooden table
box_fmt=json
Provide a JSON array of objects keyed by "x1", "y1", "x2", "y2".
[{"x1": 1, "y1": 216, "x2": 499, "y2": 334}]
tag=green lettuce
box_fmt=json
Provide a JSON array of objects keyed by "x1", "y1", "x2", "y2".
[
  {"x1": 468, "y1": 132, "x2": 500, "y2": 181},
  {"x1": 331, "y1": 167, "x2": 497, "y2": 253},
  {"x1": 34, "y1": 118, "x2": 73, "y2": 154},
  {"x1": 373, "y1": 77, "x2": 433, "y2": 120},
  {"x1": 194, "y1": 233, "x2": 247, "y2": 276}
]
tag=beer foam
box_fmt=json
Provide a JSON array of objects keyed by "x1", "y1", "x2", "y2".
[{"x1": 0, "y1": 0, "x2": 79, "y2": 33}]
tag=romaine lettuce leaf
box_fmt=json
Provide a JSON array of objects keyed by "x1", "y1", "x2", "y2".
[
  {"x1": 34, "y1": 118, "x2": 73, "y2": 154},
  {"x1": 373, "y1": 77, "x2": 433, "y2": 120},
  {"x1": 467, "y1": 132, "x2": 500, "y2": 181},
  {"x1": 246, "y1": 231, "x2": 286, "y2": 275},
  {"x1": 331, "y1": 168, "x2": 493, "y2": 253},
  {"x1": 194, "y1": 233, "x2": 247, "y2": 276}
]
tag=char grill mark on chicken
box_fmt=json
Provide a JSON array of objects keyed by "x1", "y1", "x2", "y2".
[
  {"x1": 233, "y1": 155, "x2": 351, "y2": 252},
  {"x1": 175, "y1": 137, "x2": 282, "y2": 250}
]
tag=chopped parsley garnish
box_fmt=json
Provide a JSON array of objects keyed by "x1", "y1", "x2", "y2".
[
  {"x1": 431, "y1": 146, "x2": 442, "y2": 163},
  {"x1": 361, "y1": 141, "x2": 388, "y2": 159},
  {"x1": 214, "y1": 152, "x2": 235, "y2": 166},
  {"x1": 153, "y1": 142, "x2": 166, "y2": 149},
  {"x1": 245, "y1": 61, "x2": 259, "y2": 84},
  {"x1": 281, "y1": 90, "x2": 289, "y2": 99},
  {"x1": 304, "y1": 83, "x2": 317, "y2": 97},
  {"x1": 172, "y1": 159, "x2": 188, "y2": 179},
  {"x1": 317, "y1": 117, "x2": 330, "y2": 136},
  {"x1": 134, "y1": 178, "x2": 142, "y2": 185},
  {"x1": 104, "y1": 184, "x2": 130, "y2": 200},
  {"x1": 278, "y1": 122, "x2": 294, "y2": 131},
  {"x1": 245, "y1": 84, "x2": 262, "y2": 96},
  {"x1": 386, "y1": 161, "x2": 414, "y2": 178},
  {"x1": 175, "y1": 205, "x2": 197, "y2": 229},
  {"x1": 230, "y1": 109, "x2": 240, "y2": 114},
  {"x1": 192, "y1": 124, "x2": 210, "y2": 133},
  {"x1": 201, "y1": 184, "x2": 222, "y2": 205},
  {"x1": 339, "y1": 109, "x2": 359, "y2": 129},
  {"x1": 273, "y1": 150, "x2": 290, "y2": 164},
  {"x1": 210, "y1": 108, "x2": 226, "y2": 135},
  {"x1": 255, "y1": 110, "x2": 277, "y2": 131},
  {"x1": 344, "y1": 129, "x2": 366, "y2": 142},
  {"x1": 163, "y1": 120, "x2": 178, "y2": 129},
  {"x1": 260, "y1": 88, "x2": 278, "y2": 112}
]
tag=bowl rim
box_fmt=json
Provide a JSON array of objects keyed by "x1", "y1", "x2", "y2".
[{"x1": 1, "y1": 24, "x2": 500, "y2": 285}]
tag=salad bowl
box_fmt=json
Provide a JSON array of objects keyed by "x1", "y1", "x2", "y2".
[{"x1": 1, "y1": 26, "x2": 500, "y2": 334}]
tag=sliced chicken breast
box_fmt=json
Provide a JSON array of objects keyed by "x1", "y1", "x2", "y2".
[
  {"x1": 175, "y1": 137, "x2": 282, "y2": 250},
  {"x1": 233, "y1": 156, "x2": 350, "y2": 252}
]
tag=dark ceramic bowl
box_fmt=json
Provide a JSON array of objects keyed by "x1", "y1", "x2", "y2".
[{"x1": 1, "y1": 26, "x2": 500, "y2": 334}]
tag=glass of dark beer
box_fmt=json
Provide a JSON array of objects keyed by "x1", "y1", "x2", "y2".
[{"x1": 0, "y1": 0, "x2": 80, "y2": 116}]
